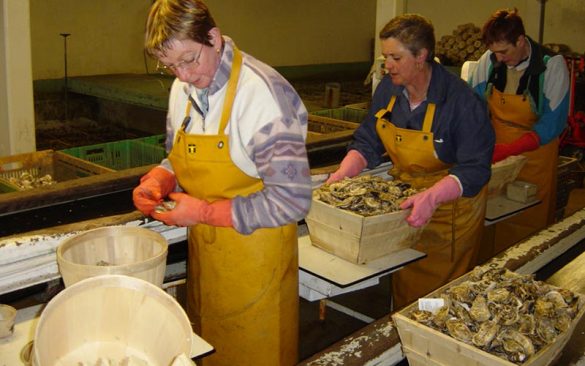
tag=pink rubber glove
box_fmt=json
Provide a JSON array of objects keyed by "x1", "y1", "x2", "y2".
[
  {"x1": 400, "y1": 175, "x2": 462, "y2": 228},
  {"x1": 152, "y1": 192, "x2": 210, "y2": 227},
  {"x1": 133, "y1": 166, "x2": 176, "y2": 215},
  {"x1": 326, "y1": 150, "x2": 368, "y2": 184},
  {"x1": 492, "y1": 131, "x2": 540, "y2": 163}
]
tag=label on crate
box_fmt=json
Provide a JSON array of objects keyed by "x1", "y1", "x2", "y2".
[{"x1": 417, "y1": 298, "x2": 445, "y2": 313}]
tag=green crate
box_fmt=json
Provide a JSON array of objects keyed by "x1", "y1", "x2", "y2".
[
  {"x1": 134, "y1": 134, "x2": 166, "y2": 148},
  {"x1": 61, "y1": 140, "x2": 166, "y2": 171},
  {"x1": 310, "y1": 107, "x2": 368, "y2": 124}
]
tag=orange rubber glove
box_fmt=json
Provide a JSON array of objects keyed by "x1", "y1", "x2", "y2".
[
  {"x1": 326, "y1": 150, "x2": 368, "y2": 184},
  {"x1": 205, "y1": 199, "x2": 233, "y2": 227},
  {"x1": 133, "y1": 166, "x2": 176, "y2": 215},
  {"x1": 400, "y1": 175, "x2": 462, "y2": 228},
  {"x1": 152, "y1": 192, "x2": 233, "y2": 227},
  {"x1": 492, "y1": 131, "x2": 540, "y2": 163}
]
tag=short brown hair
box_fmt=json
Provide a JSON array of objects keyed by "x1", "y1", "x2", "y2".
[
  {"x1": 379, "y1": 14, "x2": 435, "y2": 61},
  {"x1": 481, "y1": 8, "x2": 525, "y2": 46},
  {"x1": 145, "y1": 0, "x2": 216, "y2": 57}
]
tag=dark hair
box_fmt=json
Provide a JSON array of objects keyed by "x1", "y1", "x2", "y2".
[
  {"x1": 145, "y1": 0, "x2": 216, "y2": 57},
  {"x1": 379, "y1": 14, "x2": 435, "y2": 61},
  {"x1": 481, "y1": 8, "x2": 525, "y2": 46}
]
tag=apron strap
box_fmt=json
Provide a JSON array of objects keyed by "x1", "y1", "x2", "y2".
[
  {"x1": 375, "y1": 95, "x2": 397, "y2": 119},
  {"x1": 218, "y1": 47, "x2": 243, "y2": 134},
  {"x1": 422, "y1": 103, "x2": 436, "y2": 133}
]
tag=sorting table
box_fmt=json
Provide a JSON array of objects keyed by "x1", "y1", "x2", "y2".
[{"x1": 297, "y1": 234, "x2": 426, "y2": 321}]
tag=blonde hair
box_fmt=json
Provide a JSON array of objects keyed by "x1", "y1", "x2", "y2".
[{"x1": 145, "y1": 0, "x2": 216, "y2": 56}]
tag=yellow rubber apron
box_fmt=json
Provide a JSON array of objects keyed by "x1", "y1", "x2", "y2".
[
  {"x1": 168, "y1": 47, "x2": 299, "y2": 366},
  {"x1": 375, "y1": 96, "x2": 487, "y2": 309},
  {"x1": 488, "y1": 87, "x2": 558, "y2": 253}
]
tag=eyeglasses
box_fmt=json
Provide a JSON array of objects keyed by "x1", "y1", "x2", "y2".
[{"x1": 156, "y1": 43, "x2": 204, "y2": 75}]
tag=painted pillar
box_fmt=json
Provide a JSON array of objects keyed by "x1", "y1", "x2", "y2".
[
  {"x1": 0, "y1": 0, "x2": 36, "y2": 157},
  {"x1": 372, "y1": 0, "x2": 405, "y2": 94}
]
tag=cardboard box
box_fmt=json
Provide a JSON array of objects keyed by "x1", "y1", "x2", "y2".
[
  {"x1": 305, "y1": 198, "x2": 422, "y2": 264},
  {"x1": 392, "y1": 271, "x2": 585, "y2": 366}
]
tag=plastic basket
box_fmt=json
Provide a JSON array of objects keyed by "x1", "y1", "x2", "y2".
[
  {"x1": 134, "y1": 134, "x2": 166, "y2": 148},
  {"x1": 61, "y1": 140, "x2": 166, "y2": 171}
]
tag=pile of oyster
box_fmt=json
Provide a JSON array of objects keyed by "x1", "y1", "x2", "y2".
[
  {"x1": 313, "y1": 175, "x2": 420, "y2": 216},
  {"x1": 8, "y1": 172, "x2": 56, "y2": 190},
  {"x1": 409, "y1": 265, "x2": 583, "y2": 364}
]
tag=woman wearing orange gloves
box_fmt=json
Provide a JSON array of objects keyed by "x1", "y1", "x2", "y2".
[
  {"x1": 469, "y1": 8, "x2": 570, "y2": 252},
  {"x1": 133, "y1": 1, "x2": 311, "y2": 365},
  {"x1": 328, "y1": 14, "x2": 494, "y2": 309}
]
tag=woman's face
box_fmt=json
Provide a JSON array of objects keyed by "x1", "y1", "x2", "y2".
[
  {"x1": 488, "y1": 35, "x2": 527, "y2": 67},
  {"x1": 157, "y1": 29, "x2": 221, "y2": 89},
  {"x1": 381, "y1": 37, "x2": 419, "y2": 87}
]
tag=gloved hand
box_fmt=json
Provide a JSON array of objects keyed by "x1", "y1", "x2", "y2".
[
  {"x1": 492, "y1": 131, "x2": 540, "y2": 163},
  {"x1": 152, "y1": 193, "x2": 233, "y2": 227},
  {"x1": 326, "y1": 150, "x2": 368, "y2": 184},
  {"x1": 133, "y1": 166, "x2": 176, "y2": 215},
  {"x1": 400, "y1": 175, "x2": 462, "y2": 228},
  {"x1": 205, "y1": 199, "x2": 233, "y2": 227},
  {"x1": 152, "y1": 192, "x2": 210, "y2": 227}
]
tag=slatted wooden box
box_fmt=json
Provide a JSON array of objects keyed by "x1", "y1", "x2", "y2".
[
  {"x1": 392, "y1": 271, "x2": 585, "y2": 366},
  {"x1": 488, "y1": 155, "x2": 528, "y2": 198},
  {"x1": 0, "y1": 150, "x2": 114, "y2": 192},
  {"x1": 305, "y1": 198, "x2": 422, "y2": 264}
]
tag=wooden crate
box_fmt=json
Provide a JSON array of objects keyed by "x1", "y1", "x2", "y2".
[
  {"x1": 392, "y1": 271, "x2": 585, "y2": 366},
  {"x1": 488, "y1": 155, "x2": 527, "y2": 198},
  {"x1": 305, "y1": 198, "x2": 422, "y2": 264},
  {"x1": 307, "y1": 114, "x2": 360, "y2": 134},
  {"x1": 0, "y1": 150, "x2": 114, "y2": 191}
]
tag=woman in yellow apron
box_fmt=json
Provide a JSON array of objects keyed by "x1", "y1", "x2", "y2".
[
  {"x1": 328, "y1": 14, "x2": 494, "y2": 309},
  {"x1": 133, "y1": 1, "x2": 312, "y2": 365},
  {"x1": 469, "y1": 8, "x2": 570, "y2": 252}
]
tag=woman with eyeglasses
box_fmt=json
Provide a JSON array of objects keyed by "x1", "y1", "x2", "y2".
[
  {"x1": 327, "y1": 14, "x2": 494, "y2": 309},
  {"x1": 132, "y1": 1, "x2": 311, "y2": 365}
]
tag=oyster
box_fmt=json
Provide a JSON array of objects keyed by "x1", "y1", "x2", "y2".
[
  {"x1": 446, "y1": 318, "x2": 473, "y2": 344},
  {"x1": 409, "y1": 309, "x2": 434, "y2": 325},
  {"x1": 447, "y1": 281, "x2": 475, "y2": 303},
  {"x1": 517, "y1": 314, "x2": 536, "y2": 335},
  {"x1": 472, "y1": 320, "x2": 499, "y2": 348},
  {"x1": 470, "y1": 295, "x2": 491, "y2": 322},
  {"x1": 536, "y1": 317, "x2": 557, "y2": 344},
  {"x1": 432, "y1": 305, "x2": 451, "y2": 330},
  {"x1": 314, "y1": 175, "x2": 422, "y2": 216},
  {"x1": 487, "y1": 287, "x2": 510, "y2": 303},
  {"x1": 499, "y1": 329, "x2": 535, "y2": 361},
  {"x1": 154, "y1": 200, "x2": 177, "y2": 213}
]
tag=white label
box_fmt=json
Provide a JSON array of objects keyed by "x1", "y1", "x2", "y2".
[{"x1": 418, "y1": 298, "x2": 445, "y2": 313}]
